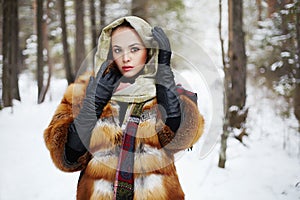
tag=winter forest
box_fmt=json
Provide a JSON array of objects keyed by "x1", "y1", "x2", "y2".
[{"x1": 1, "y1": 0, "x2": 300, "y2": 199}]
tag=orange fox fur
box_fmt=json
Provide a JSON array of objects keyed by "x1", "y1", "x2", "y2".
[{"x1": 44, "y1": 73, "x2": 204, "y2": 199}]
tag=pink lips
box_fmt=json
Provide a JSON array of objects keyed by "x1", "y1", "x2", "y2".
[{"x1": 122, "y1": 66, "x2": 134, "y2": 72}]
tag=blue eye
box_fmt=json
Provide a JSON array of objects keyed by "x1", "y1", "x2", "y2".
[
  {"x1": 131, "y1": 47, "x2": 140, "y2": 52},
  {"x1": 113, "y1": 48, "x2": 122, "y2": 54}
]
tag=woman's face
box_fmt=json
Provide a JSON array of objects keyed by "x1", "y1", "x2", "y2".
[{"x1": 111, "y1": 27, "x2": 147, "y2": 78}]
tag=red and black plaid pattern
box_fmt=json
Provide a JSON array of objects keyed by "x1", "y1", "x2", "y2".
[
  {"x1": 176, "y1": 84, "x2": 198, "y2": 105},
  {"x1": 113, "y1": 103, "x2": 145, "y2": 200}
]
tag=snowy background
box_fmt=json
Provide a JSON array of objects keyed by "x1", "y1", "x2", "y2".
[{"x1": 1, "y1": 0, "x2": 300, "y2": 199}]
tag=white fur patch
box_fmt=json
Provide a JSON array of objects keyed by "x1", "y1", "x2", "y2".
[
  {"x1": 135, "y1": 174, "x2": 163, "y2": 192},
  {"x1": 93, "y1": 179, "x2": 113, "y2": 195},
  {"x1": 95, "y1": 120, "x2": 112, "y2": 128},
  {"x1": 93, "y1": 149, "x2": 117, "y2": 158},
  {"x1": 143, "y1": 145, "x2": 163, "y2": 157}
]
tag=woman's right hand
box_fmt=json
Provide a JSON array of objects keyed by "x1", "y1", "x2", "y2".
[
  {"x1": 95, "y1": 61, "x2": 122, "y2": 118},
  {"x1": 65, "y1": 61, "x2": 121, "y2": 162}
]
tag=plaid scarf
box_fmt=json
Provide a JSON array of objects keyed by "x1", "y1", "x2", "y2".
[{"x1": 113, "y1": 102, "x2": 145, "y2": 200}]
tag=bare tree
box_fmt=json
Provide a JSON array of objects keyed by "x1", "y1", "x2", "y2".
[
  {"x1": 59, "y1": 0, "x2": 74, "y2": 84},
  {"x1": 75, "y1": 0, "x2": 86, "y2": 74},
  {"x1": 37, "y1": 0, "x2": 44, "y2": 103},
  {"x1": 279, "y1": 0, "x2": 294, "y2": 80},
  {"x1": 38, "y1": 0, "x2": 54, "y2": 103},
  {"x1": 99, "y1": 0, "x2": 106, "y2": 34},
  {"x1": 219, "y1": 0, "x2": 247, "y2": 168},
  {"x1": 11, "y1": 0, "x2": 20, "y2": 102},
  {"x1": 294, "y1": 1, "x2": 300, "y2": 132},
  {"x1": 0, "y1": 1, "x2": 2, "y2": 109},
  {"x1": 2, "y1": 0, "x2": 21, "y2": 107},
  {"x1": 2, "y1": 0, "x2": 13, "y2": 107},
  {"x1": 90, "y1": 0, "x2": 97, "y2": 50},
  {"x1": 0, "y1": 1, "x2": 2, "y2": 60},
  {"x1": 218, "y1": 0, "x2": 226, "y2": 69}
]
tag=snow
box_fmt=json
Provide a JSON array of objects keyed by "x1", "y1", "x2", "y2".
[{"x1": 271, "y1": 61, "x2": 284, "y2": 71}]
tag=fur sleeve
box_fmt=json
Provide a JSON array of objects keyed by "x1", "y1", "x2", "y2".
[
  {"x1": 157, "y1": 95, "x2": 204, "y2": 154},
  {"x1": 44, "y1": 73, "x2": 92, "y2": 172}
]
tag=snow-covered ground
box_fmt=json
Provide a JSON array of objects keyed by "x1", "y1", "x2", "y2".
[{"x1": 0, "y1": 69, "x2": 299, "y2": 200}]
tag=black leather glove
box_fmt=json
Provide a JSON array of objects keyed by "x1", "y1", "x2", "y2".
[
  {"x1": 152, "y1": 27, "x2": 181, "y2": 132},
  {"x1": 95, "y1": 62, "x2": 122, "y2": 118},
  {"x1": 66, "y1": 61, "x2": 121, "y2": 162}
]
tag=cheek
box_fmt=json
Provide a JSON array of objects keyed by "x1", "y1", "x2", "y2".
[{"x1": 138, "y1": 51, "x2": 148, "y2": 64}]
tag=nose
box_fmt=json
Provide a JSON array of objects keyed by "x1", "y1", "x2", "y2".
[{"x1": 122, "y1": 52, "x2": 131, "y2": 63}]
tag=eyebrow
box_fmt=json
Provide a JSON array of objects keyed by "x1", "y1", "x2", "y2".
[
  {"x1": 129, "y1": 43, "x2": 143, "y2": 47},
  {"x1": 112, "y1": 43, "x2": 143, "y2": 48}
]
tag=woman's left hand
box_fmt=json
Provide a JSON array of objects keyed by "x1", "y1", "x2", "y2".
[
  {"x1": 152, "y1": 26, "x2": 171, "y2": 66},
  {"x1": 152, "y1": 27, "x2": 181, "y2": 132},
  {"x1": 152, "y1": 26, "x2": 171, "y2": 53}
]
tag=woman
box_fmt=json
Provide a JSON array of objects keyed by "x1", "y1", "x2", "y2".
[{"x1": 44, "y1": 16, "x2": 204, "y2": 200}]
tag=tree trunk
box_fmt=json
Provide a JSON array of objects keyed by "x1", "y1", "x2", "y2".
[
  {"x1": 131, "y1": 0, "x2": 148, "y2": 20},
  {"x1": 2, "y1": 0, "x2": 13, "y2": 107},
  {"x1": 0, "y1": 1, "x2": 2, "y2": 58},
  {"x1": 218, "y1": 0, "x2": 226, "y2": 68},
  {"x1": 256, "y1": 0, "x2": 262, "y2": 21},
  {"x1": 38, "y1": 0, "x2": 53, "y2": 103},
  {"x1": 267, "y1": 0, "x2": 280, "y2": 18},
  {"x1": 218, "y1": 0, "x2": 229, "y2": 169},
  {"x1": 278, "y1": 0, "x2": 294, "y2": 79},
  {"x1": 2, "y1": 0, "x2": 20, "y2": 107},
  {"x1": 59, "y1": 0, "x2": 74, "y2": 84},
  {"x1": 37, "y1": 0, "x2": 44, "y2": 103},
  {"x1": 11, "y1": 0, "x2": 20, "y2": 101},
  {"x1": 75, "y1": 0, "x2": 86, "y2": 74},
  {"x1": 90, "y1": 0, "x2": 97, "y2": 50},
  {"x1": 219, "y1": 119, "x2": 230, "y2": 168},
  {"x1": 227, "y1": 0, "x2": 247, "y2": 112},
  {"x1": 99, "y1": 0, "x2": 106, "y2": 32},
  {"x1": 294, "y1": 1, "x2": 300, "y2": 132},
  {"x1": 219, "y1": 0, "x2": 247, "y2": 168},
  {"x1": 0, "y1": 1, "x2": 2, "y2": 109}
]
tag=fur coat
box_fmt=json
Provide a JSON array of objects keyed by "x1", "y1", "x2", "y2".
[{"x1": 44, "y1": 73, "x2": 204, "y2": 199}]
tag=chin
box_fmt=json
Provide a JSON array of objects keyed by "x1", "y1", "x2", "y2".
[{"x1": 122, "y1": 72, "x2": 136, "y2": 78}]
